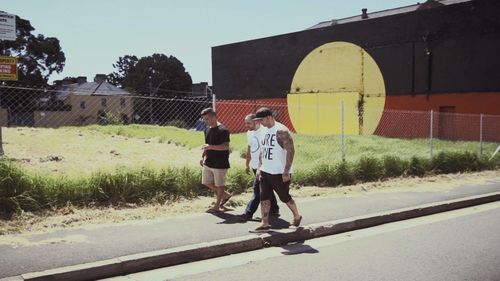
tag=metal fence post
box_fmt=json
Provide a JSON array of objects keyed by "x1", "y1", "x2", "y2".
[
  {"x1": 341, "y1": 100, "x2": 345, "y2": 161},
  {"x1": 212, "y1": 93, "x2": 216, "y2": 112},
  {"x1": 430, "y1": 110, "x2": 433, "y2": 158},
  {"x1": 480, "y1": 113, "x2": 484, "y2": 155},
  {"x1": 0, "y1": 82, "x2": 3, "y2": 155}
]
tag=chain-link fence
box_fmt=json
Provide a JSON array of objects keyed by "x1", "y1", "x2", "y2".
[
  {"x1": 0, "y1": 84, "x2": 212, "y2": 128},
  {"x1": 0, "y1": 84, "x2": 499, "y2": 176}
]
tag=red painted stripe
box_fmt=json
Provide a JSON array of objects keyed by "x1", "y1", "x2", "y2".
[{"x1": 216, "y1": 94, "x2": 500, "y2": 141}]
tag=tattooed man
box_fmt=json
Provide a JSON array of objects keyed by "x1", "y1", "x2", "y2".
[{"x1": 250, "y1": 107, "x2": 302, "y2": 232}]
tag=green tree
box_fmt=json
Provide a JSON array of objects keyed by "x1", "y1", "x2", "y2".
[
  {"x1": 0, "y1": 14, "x2": 66, "y2": 85},
  {"x1": 109, "y1": 53, "x2": 193, "y2": 125},
  {"x1": 107, "y1": 55, "x2": 138, "y2": 88},
  {"x1": 109, "y1": 53, "x2": 192, "y2": 97}
]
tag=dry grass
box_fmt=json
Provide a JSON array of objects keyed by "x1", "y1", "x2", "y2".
[{"x1": 3, "y1": 127, "x2": 244, "y2": 178}]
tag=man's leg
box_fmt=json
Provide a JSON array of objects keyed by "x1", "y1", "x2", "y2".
[
  {"x1": 286, "y1": 199, "x2": 301, "y2": 225},
  {"x1": 260, "y1": 199, "x2": 271, "y2": 227},
  {"x1": 273, "y1": 175, "x2": 302, "y2": 227},
  {"x1": 244, "y1": 169, "x2": 260, "y2": 218},
  {"x1": 252, "y1": 172, "x2": 272, "y2": 230},
  {"x1": 214, "y1": 168, "x2": 231, "y2": 210},
  {"x1": 214, "y1": 185, "x2": 224, "y2": 209},
  {"x1": 202, "y1": 166, "x2": 217, "y2": 193},
  {"x1": 202, "y1": 166, "x2": 223, "y2": 211},
  {"x1": 270, "y1": 191, "x2": 280, "y2": 215}
]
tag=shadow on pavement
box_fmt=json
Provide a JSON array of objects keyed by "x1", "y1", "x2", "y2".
[{"x1": 280, "y1": 241, "x2": 319, "y2": 255}]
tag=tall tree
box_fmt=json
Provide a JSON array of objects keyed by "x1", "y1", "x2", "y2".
[
  {"x1": 107, "y1": 55, "x2": 138, "y2": 88},
  {"x1": 0, "y1": 14, "x2": 66, "y2": 85},
  {"x1": 108, "y1": 53, "x2": 192, "y2": 97},
  {"x1": 108, "y1": 53, "x2": 193, "y2": 125}
]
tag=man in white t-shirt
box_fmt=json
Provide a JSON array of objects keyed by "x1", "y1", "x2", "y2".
[
  {"x1": 239, "y1": 114, "x2": 279, "y2": 222},
  {"x1": 250, "y1": 107, "x2": 302, "y2": 232}
]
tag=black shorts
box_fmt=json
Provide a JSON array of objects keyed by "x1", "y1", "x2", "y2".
[{"x1": 260, "y1": 171, "x2": 292, "y2": 203}]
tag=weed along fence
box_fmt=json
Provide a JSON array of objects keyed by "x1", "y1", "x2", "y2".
[{"x1": 0, "y1": 84, "x2": 499, "y2": 214}]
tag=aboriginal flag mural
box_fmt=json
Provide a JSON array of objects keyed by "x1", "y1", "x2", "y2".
[{"x1": 211, "y1": 0, "x2": 500, "y2": 141}]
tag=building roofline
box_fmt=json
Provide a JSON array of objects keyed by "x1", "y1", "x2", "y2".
[{"x1": 307, "y1": 0, "x2": 472, "y2": 30}]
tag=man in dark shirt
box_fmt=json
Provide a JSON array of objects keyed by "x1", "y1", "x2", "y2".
[{"x1": 200, "y1": 108, "x2": 232, "y2": 212}]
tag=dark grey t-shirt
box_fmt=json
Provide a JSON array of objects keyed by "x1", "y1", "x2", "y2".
[{"x1": 204, "y1": 124, "x2": 230, "y2": 169}]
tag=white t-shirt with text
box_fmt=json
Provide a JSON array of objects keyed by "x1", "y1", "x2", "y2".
[{"x1": 247, "y1": 126, "x2": 264, "y2": 170}]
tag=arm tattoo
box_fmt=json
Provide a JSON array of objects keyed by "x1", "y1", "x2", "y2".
[{"x1": 277, "y1": 129, "x2": 295, "y2": 174}]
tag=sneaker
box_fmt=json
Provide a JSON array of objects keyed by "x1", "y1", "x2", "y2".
[{"x1": 249, "y1": 225, "x2": 271, "y2": 233}]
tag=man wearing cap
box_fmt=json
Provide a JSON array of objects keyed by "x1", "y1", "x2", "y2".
[
  {"x1": 239, "y1": 113, "x2": 280, "y2": 222},
  {"x1": 250, "y1": 107, "x2": 302, "y2": 232},
  {"x1": 200, "y1": 108, "x2": 233, "y2": 213}
]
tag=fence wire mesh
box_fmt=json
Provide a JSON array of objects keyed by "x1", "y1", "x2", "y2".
[{"x1": 0, "y1": 84, "x2": 499, "y2": 177}]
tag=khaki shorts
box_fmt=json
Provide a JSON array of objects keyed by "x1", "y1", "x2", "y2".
[{"x1": 202, "y1": 165, "x2": 228, "y2": 187}]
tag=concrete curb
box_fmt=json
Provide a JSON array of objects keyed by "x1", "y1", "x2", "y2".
[{"x1": 18, "y1": 191, "x2": 500, "y2": 281}]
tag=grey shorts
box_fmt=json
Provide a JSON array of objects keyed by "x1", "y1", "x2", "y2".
[{"x1": 202, "y1": 165, "x2": 228, "y2": 187}]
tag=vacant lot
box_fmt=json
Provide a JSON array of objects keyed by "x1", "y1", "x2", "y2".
[{"x1": 3, "y1": 125, "x2": 495, "y2": 177}]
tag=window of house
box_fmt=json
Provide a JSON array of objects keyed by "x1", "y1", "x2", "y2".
[
  {"x1": 101, "y1": 98, "x2": 107, "y2": 107},
  {"x1": 120, "y1": 98, "x2": 126, "y2": 108},
  {"x1": 80, "y1": 101, "x2": 86, "y2": 109}
]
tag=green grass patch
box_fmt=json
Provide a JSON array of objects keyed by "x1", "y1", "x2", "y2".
[
  {"x1": 2, "y1": 125, "x2": 499, "y2": 218},
  {"x1": 0, "y1": 150, "x2": 497, "y2": 217}
]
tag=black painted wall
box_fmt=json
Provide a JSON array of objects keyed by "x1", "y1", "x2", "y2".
[{"x1": 212, "y1": 0, "x2": 500, "y2": 99}]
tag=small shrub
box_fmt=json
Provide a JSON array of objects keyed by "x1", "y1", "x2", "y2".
[
  {"x1": 355, "y1": 157, "x2": 383, "y2": 182},
  {"x1": 383, "y1": 156, "x2": 408, "y2": 178},
  {"x1": 335, "y1": 161, "x2": 355, "y2": 186},
  {"x1": 292, "y1": 169, "x2": 315, "y2": 187},
  {"x1": 407, "y1": 156, "x2": 429, "y2": 177},
  {"x1": 225, "y1": 168, "x2": 253, "y2": 194},
  {"x1": 311, "y1": 163, "x2": 336, "y2": 186}
]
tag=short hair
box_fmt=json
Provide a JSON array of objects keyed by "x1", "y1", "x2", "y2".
[
  {"x1": 245, "y1": 113, "x2": 256, "y2": 120},
  {"x1": 201, "y1": 108, "x2": 216, "y2": 116},
  {"x1": 253, "y1": 107, "x2": 273, "y2": 120}
]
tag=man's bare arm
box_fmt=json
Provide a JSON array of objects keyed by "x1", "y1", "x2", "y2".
[
  {"x1": 245, "y1": 145, "x2": 251, "y2": 167},
  {"x1": 203, "y1": 142, "x2": 230, "y2": 151},
  {"x1": 277, "y1": 129, "x2": 294, "y2": 174}
]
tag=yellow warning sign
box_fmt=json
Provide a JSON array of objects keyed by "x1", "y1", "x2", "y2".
[{"x1": 0, "y1": 55, "x2": 17, "y2": 80}]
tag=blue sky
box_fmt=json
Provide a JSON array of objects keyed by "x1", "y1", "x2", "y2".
[{"x1": 2, "y1": 0, "x2": 418, "y2": 84}]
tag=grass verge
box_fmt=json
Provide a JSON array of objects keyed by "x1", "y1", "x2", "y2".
[{"x1": 1, "y1": 151, "x2": 498, "y2": 218}]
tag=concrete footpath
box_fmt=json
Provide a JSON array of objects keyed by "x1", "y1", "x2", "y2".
[{"x1": 1, "y1": 178, "x2": 500, "y2": 281}]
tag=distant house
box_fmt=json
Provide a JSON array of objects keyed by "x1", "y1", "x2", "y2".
[
  {"x1": 35, "y1": 74, "x2": 134, "y2": 127},
  {"x1": 191, "y1": 82, "x2": 212, "y2": 97}
]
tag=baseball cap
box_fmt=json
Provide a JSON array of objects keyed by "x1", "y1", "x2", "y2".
[{"x1": 253, "y1": 107, "x2": 273, "y2": 120}]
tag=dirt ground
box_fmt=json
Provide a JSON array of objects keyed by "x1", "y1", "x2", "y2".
[{"x1": 1, "y1": 170, "x2": 498, "y2": 236}]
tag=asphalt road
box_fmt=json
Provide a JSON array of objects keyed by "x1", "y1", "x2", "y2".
[
  {"x1": 118, "y1": 201, "x2": 500, "y2": 281},
  {"x1": 1, "y1": 180, "x2": 499, "y2": 278}
]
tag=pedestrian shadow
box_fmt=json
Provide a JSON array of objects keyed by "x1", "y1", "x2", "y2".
[
  {"x1": 209, "y1": 211, "x2": 291, "y2": 227},
  {"x1": 209, "y1": 210, "x2": 244, "y2": 224},
  {"x1": 280, "y1": 241, "x2": 319, "y2": 255},
  {"x1": 268, "y1": 216, "x2": 292, "y2": 229}
]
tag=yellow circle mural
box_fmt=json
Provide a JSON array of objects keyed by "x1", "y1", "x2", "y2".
[{"x1": 287, "y1": 41, "x2": 386, "y2": 135}]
